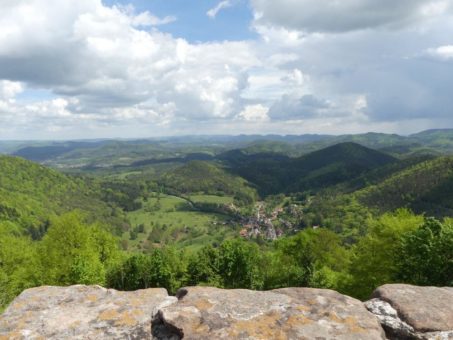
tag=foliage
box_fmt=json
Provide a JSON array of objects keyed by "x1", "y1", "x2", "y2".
[
  {"x1": 107, "y1": 247, "x2": 187, "y2": 294},
  {"x1": 0, "y1": 155, "x2": 127, "y2": 236},
  {"x1": 0, "y1": 213, "x2": 121, "y2": 310},
  {"x1": 264, "y1": 229, "x2": 350, "y2": 291},
  {"x1": 0, "y1": 226, "x2": 42, "y2": 311},
  {"x1": 159, "y1": 161, "x2": 257, "y2": 205},
  {"x1": 222, "y1": 142, "x2": 396, "y2": 195},
  {"x1": 4, "y1": 139, "x2": 453, "y2": 311},
  {"x1": 101, "y1": 180, "x2": 145, "y2": 211},
  {"x1": 395, "y1": 217, "x2": 453, "y2": 286},
  {"x1": 39, "y1": 212, "x2": 120, "y2": 286},
  {"x1": 187, "y1": 239, "x2": 265, "y2": 289},
  {"x1": 186, "y1": 246, "x2": 222, "y2": 287},
  {"x1": 217, "y1": 239, "x2": 264, "y2": 289},
  {"x1": 300, "y1": 193, "x2": 372, "y2": 243},
  {"x1": 357, "y1": 157, "x2": 453, "y2": 217},
  {"x1": 345, "y1": 210, "x2": 423, "y2": 299},
  {"x1": 125, "y1": 194, "x2": 238, "y2": 252}
]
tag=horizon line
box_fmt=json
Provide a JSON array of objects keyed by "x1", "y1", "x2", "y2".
[{"x1": 0, "y1": 128, "x2": 450, "y2": 142}]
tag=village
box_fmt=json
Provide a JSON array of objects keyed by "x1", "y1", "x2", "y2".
[{"x1": 237, "y1": 201, "x2": 305, "y2": 241}]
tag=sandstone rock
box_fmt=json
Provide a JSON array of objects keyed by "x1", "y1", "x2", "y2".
[
  {"x1": 153, "y1": 286, "x2": 386, "y2": 340},
  {"x1": 366, "y1": 284, "x2": 453, "y2": 340},
  {"x1": 0, "y1": 285, "x2": 176, "y2": 340}
]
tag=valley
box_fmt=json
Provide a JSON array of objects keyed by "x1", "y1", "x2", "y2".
[
  {"x1": 1, "y1": 129, "x2": 452, "y2": 311},
  {"x1": 2, "y1": 2, "x2": 453, "y2": 337}
]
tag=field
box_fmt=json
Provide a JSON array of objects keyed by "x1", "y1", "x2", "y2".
[
  {"x1": 124, "y1": 194, "x2": 239, "y2": 252},
  {"x1": 189, "y1": 195, "x2": 234, "y2": 204}
]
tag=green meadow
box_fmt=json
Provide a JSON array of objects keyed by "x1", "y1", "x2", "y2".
[
  {"x1": 189, "y1": 195, "x2": 234, "y2": 204},
  {"x1": 124, "y1": 194, "x2": 239, "y2": 252}
]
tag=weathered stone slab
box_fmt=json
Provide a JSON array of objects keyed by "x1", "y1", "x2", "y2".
[
  {"x1": 366, "y1": 284, "x2": 453, "y2": 340},
  {"x1": 0, "y1": 285, "x2": 175, "y2": 340},
  {"x1": 153, "y1": 286, "x2": 386, "y2": 340}
]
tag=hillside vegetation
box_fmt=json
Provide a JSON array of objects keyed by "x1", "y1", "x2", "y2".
[
  {"x1": 1, "y1": 139, "x2": 453, "y2": 312},
  {"x1": 0, "y1": 156, "x2": 125, "y2": 236},
  {"x1": 222, "y1": 142, "x2": 396, "y2": 195},
  {"x1": 357, "y1": 156, "x2": 453, "y2": 216},
  {"x1": 159, "y1": 161, "x2": 257, "y2": 204}
]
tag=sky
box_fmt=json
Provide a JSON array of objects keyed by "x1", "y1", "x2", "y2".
[{"x1": 0, "y1": 0, "x2": 453, "y2": 139}]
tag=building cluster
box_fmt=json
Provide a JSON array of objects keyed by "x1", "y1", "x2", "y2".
[{"x1": 239, "y1": 203, "x2": 291, "y2": 240}]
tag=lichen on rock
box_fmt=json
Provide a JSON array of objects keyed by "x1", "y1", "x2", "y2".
[
  {"x1": 0, "y1": 285, "x2": 175, "y2": 340},
  {"x1": 2, "y1": 283, "x2": 452, "y2": 340},
  {"x1": 152, "y1": 286, "x2": 385, "y2": 340},
  {"x1": 365, "y1": 284, "x2": 453, "y2": 340}
]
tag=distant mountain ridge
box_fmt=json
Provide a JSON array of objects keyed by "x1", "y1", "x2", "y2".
[
  {"x1": 6, "y1": 129, "x2": 453, "y2": 169},
  {"x1": 217, "y1": 142, "x2": 397, "y2": 195}
]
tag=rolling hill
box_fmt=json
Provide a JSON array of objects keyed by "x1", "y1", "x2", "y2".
[
  {"x1": 0, "y1": 156, "x2": 126, "y2": 237},
  {"x1": 409, "y1": 129, "x2": 453, "y2": 154},
  {"x1": 8, "y1": 130, "x2": 453, "y2": 173},
  {"x1": 158, "y1": 160, "x2": 257, "y2": 204},
  {"x1": 288, "y1": 142, "x2": 397, "y2": 191},
  {"x1": 356, "y1": 156, "x2": 453, "y2": 216},
  {"x1": 221, "y1": 142, "x2": 397, "y2": 195}
]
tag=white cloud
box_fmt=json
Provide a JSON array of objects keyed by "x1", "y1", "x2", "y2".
[
  {"x1": 251, "y1": 0, "x2": 452, "y2": 33},
  {"x1": 254, "y1": 24, "x2": 306, "y2": 47},
  {"x1": 1, "y1": 0, "x2": 453, "y2": 138},
  {"x1": 131, "y1": 12, "x2": 176, "y2": 27},
  {"x1": 0, "y1": 0, "x2": 260, "y2": 133},
  {"x1": 250, "y1": 8, "x2": 453, "y2": 125},
  {"x1": 268, "y1": 94, "x2": 332, "y2": 120},
  {"x1": 0, "y1": 80, "x2": 23, "y2": 100},
  {"x1": 207, "y1": 1, "x2": 232, "y2": 19},
  {"x1": 425, "y1": 45, "x2": 453, "y2": 60},
  {"x1": 242, "y1": 67, "x2": 308, "y2": 104},
  {"x1": 236, "y1": 104, "x2": 269, "y2": 121}
]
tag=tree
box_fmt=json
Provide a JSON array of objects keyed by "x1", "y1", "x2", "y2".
[
  {"x1": 149, "y1": 247, "x2": 187, "y2": 293},
  {"x1": 0, "y1": 226, "x2": 43, "y2": 311},
  {"x1": 395, "y1": 217, "x2": 453, "y2": 286},
  {"x1": 39, "y1": 212, "x2": 119, "y2": 286},
  {"x1": 107, "y1": 246, "x2": 186, "y2": 294},
  {"x1": 347, "y1": 209, "x2": 423, "y2": 299},
  {"x1": 187, "y1": 245, "x2": 222, "y2": 287},
  {"x1": 217, "y1": 239, "x2": 264, "y2": 289},
  {"x1": 265, "y1": 228, "x2": 349, "y2": 290},
  {"x1": 107, "y1": 254, "x2": 151, "y2": 291}
]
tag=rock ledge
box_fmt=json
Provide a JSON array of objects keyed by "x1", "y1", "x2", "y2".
[
  {"x1": 152, "y1": 286, "x2": 385, "y2": 339},
  {"x1": 1, "y1": 284, "x2": 453, "y2": 339},
  {"x1": 365, "y1": 284, "x2": 453, "y2": 340},
  {"x1": 0, "y1": 285, "x2": 175, "y2": 339}
]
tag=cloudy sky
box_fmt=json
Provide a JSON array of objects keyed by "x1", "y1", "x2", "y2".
[{"x1": 1, "y1": 0, "x2": 452, "y2": 139}]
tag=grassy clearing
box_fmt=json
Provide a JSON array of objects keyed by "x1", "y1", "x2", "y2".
[
  {"x1": 124, "y1": 194, "x2": 239, "y2": 252},
  {"x1": 189, "y1": 195, "x2": 234, "y2": 204}
]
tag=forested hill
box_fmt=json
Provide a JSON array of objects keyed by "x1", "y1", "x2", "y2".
[
  {"x1": 357, "y1": 156, "x2": 453, "y2": 216},
  {"x1": 295, "y1": 142, "x2": 396, "y2": 168},
  {"x1": 287, "y1": 142, "x2": 397, "y2": 191},
  {"x1": 158, "y1": 160, "x2": 257, "y2": 204},
  {"x1": 6, "y1": 129, "x2": 453, "y2": 170},
  {"x1": 1, "y1": 140, "x2": 453, "y2": 315},
  {"x1": 221, "y1": 142, "x2": 397, "y2": 195},
  {"x1": 0, "y1": 156, "x2": 124, "y2": 237}
]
